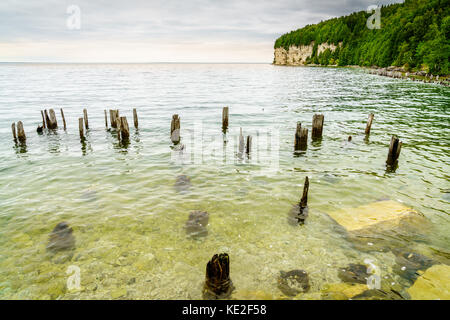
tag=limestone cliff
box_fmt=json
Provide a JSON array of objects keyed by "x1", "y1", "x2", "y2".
[{"x1": 274, "y1": 42, "x2": 341, "y2": 66}]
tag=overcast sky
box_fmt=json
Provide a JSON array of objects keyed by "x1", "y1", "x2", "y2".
[{"x1": 0, "y1": 0, "x2": 403, "y2": 62}]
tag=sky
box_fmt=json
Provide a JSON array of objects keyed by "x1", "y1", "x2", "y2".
[{"x1": 0, "y1": 0, "x2": 403, "y2": 63}]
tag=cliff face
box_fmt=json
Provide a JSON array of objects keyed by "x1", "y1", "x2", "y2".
[{"x1": 274, "y1": 42, "x2": 341, "y2": 66}]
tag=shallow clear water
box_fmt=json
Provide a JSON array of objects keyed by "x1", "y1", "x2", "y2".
[{"x1": 0, "y1": 63, "x2": 449, "y2": 299}]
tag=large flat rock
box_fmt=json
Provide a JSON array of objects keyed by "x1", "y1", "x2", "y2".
[{"x1": 407, "y1": 264, "x2": 450, "y2": 300}]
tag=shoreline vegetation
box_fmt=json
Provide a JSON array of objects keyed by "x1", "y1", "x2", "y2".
[{"x1": 273, "y1": 0, "x2": 449, "y2": 83}]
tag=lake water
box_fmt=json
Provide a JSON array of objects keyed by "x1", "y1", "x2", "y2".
[{"x1": 0, "y1": 63, "x2": 449, "y2": 299}]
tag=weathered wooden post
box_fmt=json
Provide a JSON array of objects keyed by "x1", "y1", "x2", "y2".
[
  {"x1": 170, "y1": 114, "x2": 180, "y2": 144},
  {"x1": 133, "y1": 108, "x2": 138, "y2": 129},
  {"x1": 386, "y1": 135, "x2": 402, "y2": 167},
  {"x1": 239, "y1": 128, "x2": 244, "y2": 154},
  {"x1": 104, "y1": 110, "x2": 108, "y2": 129},
  {"x1": 294, "y1": 122, "x2": 308, "y2": 151},
  {"x1": 41, "y1": 110, "x2": 46, "y2": 129},
  {"x1": 17, "y1": 121, "x2": 26, "y2": 143},
  {"x1": 288, "y1": 176, "x2": 309, "y2": 225},
  {"x1": 109, "y1": 110, "x2": 115, "y2": 128},
  {"x1": 312, "y1": 114, "x2": 324, "y2": 139},
  {"x1": 11, "y1": 123, "x2": 17, "y2": 141},
  {"x1": 60, "y1": 108, "x2": 67, "y2": 130},
  {"x1": 78, "y1": 118, "x2": 84, "y2": 140},
  {"x1": 203, "y1": 253, "x2": 234, "y2": 299},
  {"x1": 44, "y1": 110, "x2": 50, "y2": 127},
  {"x1": 110, "y1": 109, "x2": 119, "y2": 128},
  {"x1": 365, "y1": 113, "x2": 374, "y2": 135},
  {"x1": 222, "y1": 107, "x2": 229, "y2": 132},
  {"x1": 246, "y1": 135, "x2": 252, "y2": 155},
  {"x1": 47, "y1": 109, "x2": 58, "y2": 129},
  {"x1": 83, "y1": 108, "x2": 89, "y2": 130},
  {"x1": 120, "y1": 116, "x2": 130, "y2": 140}
]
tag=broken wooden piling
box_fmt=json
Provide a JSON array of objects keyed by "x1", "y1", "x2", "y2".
[
  {"x1": 60, "y1": 108, "x2": 67, "y2": 130},
  {"x1": 78, "y1": 118, "x2": 84, "y2": 139},
  {"x1": 365, "y1": 113, "x2": 374, "y2": 135},
  {"x1": 294, "y1": 122, "x2": 308, "y2": 151},
  {"x1": 222, "y1": 107, "x2": 229, "y2": 132},
  {"x1": 44, "y1": 110, "x2": 50, "y2": 128},
  {"x1": 83, "y1": 108, "x2": 89, "y2": 130},
  {"x1": 104, "y1": 110, "x2": 108, "y2": 128},
  {"x1": 17, "y1": 121, "x2": 26, "y2": 142},
  {"x1": 170, "y1": 114, "x2": 180, "y2": 144},
  {"x1": 288, "y1": 176, "x2": 309, "y2": 225},
  {"x1": 386, "y1": 135, "x2": 402, "y2": 167},
  {"x1": 133, "y1": 108, "x2": 138, "y2": 129},
  {"x1": 41, "y1": 110, "x2": 46, "y2": 129},
  {"x1": 110, "y1": 109, "x2": 119, "y2": 128},
  {"x1": 312, "y1": 114, "x2": 324, "y2": 139},
  {"x1": 11, "y1": 123, "x2": 17, "y2": 141},
  {"x1": 203, "y1": 253, "x2": 234, "y2": 299},
  {"x1": 119, "y1": 116, "x2": 130, "y2": 140},
  {"x1": 47, "y1": 109, "x2": 58, "y2": 129},
  {"x1": 246, "y1": 135, "x2": 252, "y2": 154},
  {"x1": 239, "y1": 128, "x2": 244, "y2": 154}
]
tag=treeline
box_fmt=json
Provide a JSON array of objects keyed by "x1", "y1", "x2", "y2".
[{"x1": 274, "y1": 0, "x2": 450, "y2": 75}]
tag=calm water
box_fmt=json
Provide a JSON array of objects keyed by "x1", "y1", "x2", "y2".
[{"x1": 0, "y1": 63, "x2": 449, "y2": 300}]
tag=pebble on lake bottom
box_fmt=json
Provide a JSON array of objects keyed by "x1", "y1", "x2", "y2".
[{"x1": 277, "y1": 270, "x2": 310, "y2": 296}]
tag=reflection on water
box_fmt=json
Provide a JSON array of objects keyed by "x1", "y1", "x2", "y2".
[{"x1": 0, "y1": 64, "x2": 449, "y2": 300}]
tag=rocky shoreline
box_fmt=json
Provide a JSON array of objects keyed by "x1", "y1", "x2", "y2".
[{"x1": 365, "y1": 66, "x2": 450, "y2": 87}]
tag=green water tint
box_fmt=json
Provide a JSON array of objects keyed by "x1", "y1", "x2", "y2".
[{"x1": 0, "y1": 64, "x2": 449, "y2": 299}]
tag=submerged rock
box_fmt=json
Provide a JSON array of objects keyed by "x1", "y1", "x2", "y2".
[
  {"x1": 185, "y1": 211, "x2": 209, "y2": 238},
  {"x1": 351, "y1": 289, "x2": 406, "y2": 300},
  {"x1": 46, "y1": 222, "x2": 75, "y2": 252},
  {"x1": 393, "y1": 250, "x2": 436, "y2": 281},
  {"x1": 174, "y1": 174, "x2": 191, "y2": 193},
  {"x1": 277, "y1": 270, "x2": 310, "y2": 296},
  {"x1": 338, "y1": 264, "x2": 369, "y2": 284},
  {"x1": 407, "y1": 264, "x2": 450, "y2": 300},
  {"x1": 321, "y1": 282, "x2": 368, "y2": 300}
]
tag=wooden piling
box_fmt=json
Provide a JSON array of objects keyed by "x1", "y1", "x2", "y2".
[
  {"x1": 120, "y1": 116, "x2": 130, "y2": 140},
  {"x1": 386, "y1": 135, "x2": 402, "y2": 167},
  {"x1": 47, "y1": 109, "x2": 58, "y2": 129},
  {"x1": 11, "y1": 123, "x2": 17, "y2": 141},
  {"x1": 83, "y1": 108, "x2": 89, "y2": 130},
  {"x1": 17, "y1": 121, "x2": 26, "y2": 142},
  {"x1": 311, "y1": 114, "x2": 324, "y2": 139},
  {"x1": 78, "y1": 118, "x2": 84, "y2": 139},
  {"x1": 133, "y1": 108, "x2": 138, "y2": 129},
  {"x1": 44, "y1": 110, "x2": 50, "y2": 128},
  {"x1": 222, "y1": 107, "x2": 229, "y2": 132},
  {"x1": 41, "y1": 110, "x2": 46, "y2": 129},
  {"x1": 170, "y1": 114, "x2": 180, "y2": 144},
  {"x1": 300, "y1": 176, "x2": 309, "y2": 208},
  {"x1": 60, "y1": 108, "x2": 67, "y2": 130},
  {"x1": 110, "y1": 109, "x2": 119, "y2": 128},
  {"x1": 246, "y1": 135, "x2": 252, "y2": 154},
  {"x1": 104, "y1": 110, "x2": 108, "y2": 128},
  {"x1": 203, "y1": 253, "x2": 234, "y2": 299},
  {"x1": 239, "y1": 128, "x2": 244, "y2": 153},
  {"x1": 365, "y1": 113, "x2": 374, "y2": 135},
  {"x1": 294, "y1": 122, "x2": 308, "y2": 151}
]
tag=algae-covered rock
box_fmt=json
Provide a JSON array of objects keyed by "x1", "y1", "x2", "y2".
[
  {"x1": 327, "y1": 200, "x2": 423, "y2": 232},
  {"x1": 338, "y1": 264, "x2": 369, "y2": 284},
  {"x1": 185, "y1": 211, "x2": 209, "y2": 238},
  {"x1": 351, "y1": 289, "x2": 405, "y2": 300},
  {"x1": 321, "y1": 283, "x2": 368, "y2": 300},
  {"x1": 407, "y1": 264, "x2": 450, "y2": 300},
  {"x1": 46, "y1": 222, "x2": 75, "y2": 252},
  {"x1": 174, "y1": 174, "x2": 191, "y2": 193},
  {"x1": 277, "y1": 270, "x2": 310, "y2": 296},
  {"x1": 393, "y1": 249, "x2": 436, "y2": 282}
]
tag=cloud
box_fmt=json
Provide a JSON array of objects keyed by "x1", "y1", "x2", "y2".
[{"x1": 0, "y1": 0, "x2": 404, "y2": 62}]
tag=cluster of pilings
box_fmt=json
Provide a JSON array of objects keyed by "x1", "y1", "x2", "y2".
[{"x1": 367, "y1": 67, "x2": 450, "y2": 87}]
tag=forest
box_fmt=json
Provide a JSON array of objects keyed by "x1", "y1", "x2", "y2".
[{"x1": 274, "y1": 0, "x2": 450, "y2": 75}]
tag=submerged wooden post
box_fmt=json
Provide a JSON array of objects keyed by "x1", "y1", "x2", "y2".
[
  {"x1": 365, "y1": 113, "x2": 374, "y2": 135},
  {"x1": 60, "y1": 108, "x2": 67, "y2": 130},
  {"x1": 294, "y1": 122, "x2": 308, "y2": 151},
  {"x1": 289, "y1": 176, "x2": 309, "y2": 225},
  {"x1": 222, "y1": 107, "x2": 229, "y2": 132},
  {"x1": 203, "y1": 253, "x2": 234, "y2": 299},
  {"x1": 133, "y1": 108, "x2": 138, "y2": 129},
  {"x1": 78, "y1": 118, "x2": 84, "y2": 139},
  {"x1": 171, "y1": 114, "x2": 180, "y2": 144},
  {"x1": 246, "y1": 135, "x2": 252, "y2": 154},
  {"x1": 120, "y1": 116, "x2": 130, "y2": 140},
  {"x1": 311, "y1": 114, "x2": 324, "y2": 139},
  {"x1": 47, "y1": 109, "x2": 58, "y2": 129},
  {"x1": 104, "y1": 110, "x2": 108, "y2": 128},
  {"x1": 83, "y1": 108, "x2": 89, "y2": 130},
  {"x1": 300, "y1": 176, "x2": 309, "y2": 209},
  {"x1": 17, "y1": 121, "x2": 26, "y2": 142},
  {"x1": 41, "y1": 110, "x2": 46, "y2": 129},
  {"x1": 11, "y1": 123, "x2": 17, "y2": 141},
  {"x1": 386, "y1": 135, "x2": 402, "y2": 167}
]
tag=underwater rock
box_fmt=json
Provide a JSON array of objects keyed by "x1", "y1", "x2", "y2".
[
  {"x1": 185, "y1": 211, "x2": 209, "y2": 238},
  {"x1": 203, "y1": 253, "x2": 234, "y2": 300},
  {"x1": 277, "y1": 270, "x2": 310, "y2": 296},
  {"x1": 46, "y1": 222, "x2": 75, "y2": 252},
  {"x1": 393, "y1": 249, "x2": 436, "y2": 281},
  {"x1": 37, "y1": 125, "x2": 43, "y2": 134},
  {"x1": 338, "y1": 264, "x2": 369, "y2": 284},
  {"x1": 174, "y1": 174, "x2": 191, "y2": 193},
  {"x1": 351, "y1": 289, "x2": 406, "y2": 300},
  {"x1": 321, "y1": 282, "x2": 368, "y2": 300},
  {"x1": 407, "y1": 264, "x2": 450, "y2": 300}
]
